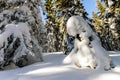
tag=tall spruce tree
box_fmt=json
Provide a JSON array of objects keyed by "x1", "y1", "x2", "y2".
[
  {"x1": 92, "y1": 0, "x2": 120, "y2": 51},
  {"x1": 45, "y1": 0, "x2": 88, "y2": 53},
  {"x1": 0, "y1": 0, "x2": 46, "y2": 70}
]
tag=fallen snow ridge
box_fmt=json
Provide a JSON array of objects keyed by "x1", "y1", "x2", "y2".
[{"x1": 0, "y1": 52, "x2": 120, "y2": 80}]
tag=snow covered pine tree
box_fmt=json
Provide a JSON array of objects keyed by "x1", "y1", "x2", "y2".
[
  {"x1": 63, "y1": 16, "x2": 115, "y2": 70},
  {"x1": 0, "y1": 0, "x2": 44, "y2": 70}
]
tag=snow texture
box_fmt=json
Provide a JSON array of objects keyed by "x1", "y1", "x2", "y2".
[
  {"x1": 64, "y1": 16, "x2": 114, "y2": 70},
  {"x1": 0, "y1": 52, "x2": 120, "y2": 80},
  {"x1": 108, "y1": 0, "x2": 115, "y2": 7}
]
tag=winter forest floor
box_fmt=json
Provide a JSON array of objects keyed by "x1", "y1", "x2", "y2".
[{"x1": 0, "y1": 52, "x2": 120, "y2": 80}]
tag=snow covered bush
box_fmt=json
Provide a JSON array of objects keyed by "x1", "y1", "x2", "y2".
[
  {"x1": 0, "y1": 23, "x2": 43, "y2": 70},
  {"x1": 63, "y1": 16, "x2": 114, "y2": 70}
]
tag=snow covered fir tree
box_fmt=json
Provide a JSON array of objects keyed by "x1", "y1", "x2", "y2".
[
  {"x1": 92, "y1": 0, "x2": 120, "y2": 51},
  {"x1": 63, "y1": 16, "x2": 114, "y2": 70},
  {"x1": 0, "y1": 0, "x2": 46, "y2": 70}
]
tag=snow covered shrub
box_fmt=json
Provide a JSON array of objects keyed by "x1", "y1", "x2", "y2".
[
  {"x1": 0, "y1": 23, "x2": 43, "y2": 70},
  {"x1": 63, "y1": 16, "x2": 114, "y2": 70}
]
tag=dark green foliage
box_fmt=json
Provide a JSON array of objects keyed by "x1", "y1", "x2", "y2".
[
  {"x1": 45, "y1": 0, "x2": 88, "y2": 52},
  {"x1": 92, "y1": 0, "x2": 120, "y2": 51}
]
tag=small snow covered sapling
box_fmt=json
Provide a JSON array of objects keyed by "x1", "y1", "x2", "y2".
[{"x1": 63, "y1": 16, "x2": 114, "y2": 70}]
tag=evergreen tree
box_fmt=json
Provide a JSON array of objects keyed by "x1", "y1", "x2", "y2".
[
  {"x1": 64, "y1": 16, "x2": 114, "y2": 70},
  {"x1": 45, "y1": 0, "x2": 88, "y2": 53},
  {"x1": 0, "y1": 0, "x2": 46, "y2": 70},
  {"x1": 92, "y1": 0, "x2": 120, "y2": 51}
]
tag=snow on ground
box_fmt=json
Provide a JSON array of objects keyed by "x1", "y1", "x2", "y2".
[{"x1": 0, "y1": 52, "x2": 120, "y2": 80}]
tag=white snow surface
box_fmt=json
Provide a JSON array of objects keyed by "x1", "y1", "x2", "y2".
[{"x1": 0, "y1": 52, "x2": 120, "y2": 80}]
